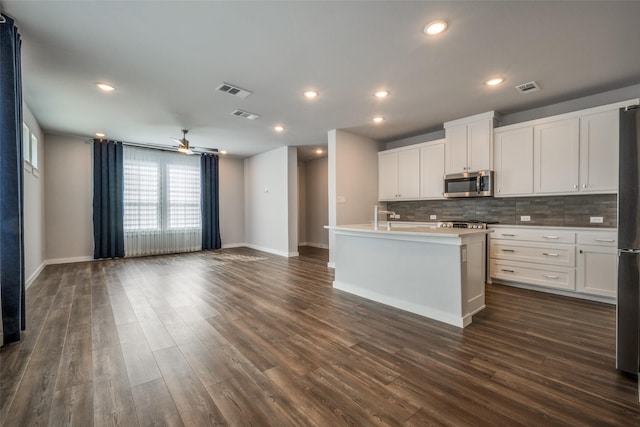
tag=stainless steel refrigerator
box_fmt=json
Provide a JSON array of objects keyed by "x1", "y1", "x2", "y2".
[{"x1": 617, "y1": 105, "x2": 640, "y2": 377}]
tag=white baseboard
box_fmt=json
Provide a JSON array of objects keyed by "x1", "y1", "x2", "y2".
[
  {"x1": 45, "y1": 256, "x2": 94, "y2": 266},
  {"x1": 221, "y1": 243, "x2": 246, "y2": 249},
  {"x1": 300, "y1": 242, "x2": 329, "y2": 249},
  {"x1": 244, "y1": 244, "x2": 299, "y2": 258},
  {"x1": 25, "y1": 262, "x2": 47, "y2": 289}
]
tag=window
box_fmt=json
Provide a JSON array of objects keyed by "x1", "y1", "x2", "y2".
[
  {"x1": 168, "y1": 164, "x2": 201, "y2": 229},
  {"x1": 123, "y1": 146, "x2": 201, "y2": 256},
  {"x1": 22, "y1": 123, "x2": 39, "y2": 175},
  {"x1": 22, "y1": 123, "x2": 30, "y2": 165},
  {"x1": 124, "y1": 161, "x2": 159, "y2": 230}
]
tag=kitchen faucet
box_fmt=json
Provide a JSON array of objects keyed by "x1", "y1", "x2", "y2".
[{"x1": 374, "y1": 205, "x2": 396, "y2": 230}]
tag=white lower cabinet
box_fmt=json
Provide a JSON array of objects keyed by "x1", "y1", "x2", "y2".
[
  {"x1": 576, "y1": 231, "x2": 618, "y2": 298},
  {"x1": 489, "y1": 226, "x2": 617, "y2": 301}
]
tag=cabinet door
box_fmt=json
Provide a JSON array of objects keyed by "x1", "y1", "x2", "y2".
[
  {"x1": 420, "y1": 142, "x2": 445, "y2": 199},
  {"x1": 378, "y1": 152, "x2": 398, "y2": 200},
  {"x1": 397, "y1": 148, "x2": 420, "y2": 199},
  {"x1": 576, "y1": 244, "x2": 617, "y2": 298},
  {"x1": 467, "y1": 119, "x2": 492, "y2": 172},
  {"x1": 494, "y1": 127, "x2": 534, "y2": 196},
  {"x1": 579, "y1": 109, "x2": 619, "y2": 193},
  {"x1": 445, "y1": 124, "x2": 469, "y2": 174},
  {"x1": 534, "y1": 118, "x2": 580, "y2": 194}
]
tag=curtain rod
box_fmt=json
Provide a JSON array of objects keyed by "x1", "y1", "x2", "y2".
[{"x1": 86, "y1": 138, "x2": 218, "y2": 156}]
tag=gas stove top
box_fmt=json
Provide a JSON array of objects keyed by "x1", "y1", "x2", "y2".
[{"x1": 437, "y1": 220, "x2": 496, "y2": 229}]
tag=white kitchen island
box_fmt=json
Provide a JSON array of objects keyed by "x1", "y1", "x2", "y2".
[{"x1": 326, "y1": 224, "x2": 491, "y2": 328}]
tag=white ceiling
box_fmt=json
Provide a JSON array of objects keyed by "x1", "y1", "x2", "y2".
[{"x1": 3, "y1": 1, "x2": 640, "y2": 161}]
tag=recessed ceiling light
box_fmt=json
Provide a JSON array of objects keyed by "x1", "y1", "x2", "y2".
[
  {"x1": 96, "y1": 82, "x2": 116, "y2": 92},
  {"x1": 424, "y1": 20, "x2": 448, "y2": 36},
  {"x1": 304, "y1": 90, "x2": 318, "y2": 98},
  {"x1": 373, "y1": 116, "x2": 384, "y2": 123},
  {"x1": 220, "y1": 150, "x2": 228, "y2": 155},
  {"x1": 485, "y1": 77, "x2": 505, "y2": 86},
  {"x1": 274, "y1": 125, "x2": 285, "y2": 132},
  {"x1": 374, "y1": 90, "x2": 389, "y2": 98},
  {"x1": 315, "y1": 148, "x2": 324, "y2": 154},
  {"x1": 95, "y1": 132, "x2": 105, "y2": 138}
]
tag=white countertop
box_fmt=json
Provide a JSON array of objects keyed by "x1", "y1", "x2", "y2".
[
  {"x1": 488, "y1": 224, "x2": 616, "y2": 231},
  {"x1": 326, "y1": 223, "x2": 492, "y2": 238}
]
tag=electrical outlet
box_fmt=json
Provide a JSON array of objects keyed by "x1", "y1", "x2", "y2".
[
  {"x1": 430, "y1": 214, "x2": 437, "y2": 220},
  {"x1": 590, "y1": 216, "x2": 604, "y2": 224},
  {"x1": 520, "y1": 215, "x2": 531, "y2": 222},
  {"x1": 336, "y1": 196, "x2": 346, "y2": 204},
  {"x1": 394, "y1": 214, "x2": 400, "y2": 219}
]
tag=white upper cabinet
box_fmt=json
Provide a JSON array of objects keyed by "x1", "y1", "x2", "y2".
[
  {"x1": 445, "y1": 125, "x2": 469, "y2": 174},
  {"x1": 494, "y1": 127, "x2": 534, "y2": 196},
  {"x1": 378, "y1": 148, "x2": 420, "y2": 201},
  {"x1": 579, "y1": 109, "x2": 619, "y2": 193},
  {"x1": 444, "y1": 111, "x2": 495, "y2": 174},
  {"x1": 420, "y1": 140, "x2": 446, "y2": 199},
  {"x1": 378, "y1": 151, "x2": 399, "y2": 200},
  {"x1": 534, "y1": 117, "x2": 580, "y2": 194},
  {"x1": 467, "y1": 119, "x2": 492, "y2": 172}
]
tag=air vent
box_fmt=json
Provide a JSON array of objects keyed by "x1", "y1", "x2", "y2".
[
  {"x1": 231, "y1": 109, "x2": 261, "y2": 120},
  {"x1": 515, "y1": 81, "x2": 541, "y2": 94},
  {"x1": 216, "y1": 83, "x2": 252, "y2": 98}
]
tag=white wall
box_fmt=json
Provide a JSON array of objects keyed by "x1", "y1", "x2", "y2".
[
  {"x1": 219, "y1": 156, "x2": 245, "y2": 247},
  {"x1": 44, "y1": 134, "x2": 94, "y2": 263},
  {"x1": 244, "y1": 146, "x2": 298, "y2": 257},
  {"x1": 328, "y1": 130, "x2": 383, "y2": 265},
  {"x1": 305, "y1": 156, "x2": 328, "y2": 248},
  {"x1": 22, "y1": 103, "x2": 46, "y2": 286}
]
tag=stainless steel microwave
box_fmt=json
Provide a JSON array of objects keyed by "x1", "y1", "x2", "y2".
[{"x1": 444, "y1": 170, "x2": 494, "y2": 198}]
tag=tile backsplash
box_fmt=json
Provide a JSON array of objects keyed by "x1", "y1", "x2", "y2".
[{"x1": 387, "y1": 194, "x2": 617, "y2": 227}]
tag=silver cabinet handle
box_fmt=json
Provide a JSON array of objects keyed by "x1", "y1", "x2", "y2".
[
  {"x1": 573, "y1": 184, "x2": 578, "y2": 189},
  {"x1": 501, "y1": 233, "x2": 515, "y2": 237},
  {"x1": 582, "y1": 184, "x2": 587, "y2": 188},
  {"x1": 501, "y1": 269, "x2": 515, "y2": 273},
  {"x1": 542, "y1": 235, "x2": 559, "y2": 239},
  {"x1": 543, "y1": 274, "x2": 559, "y2": 279},
  {"x1": 542, "y1": 252, "x2": 559, "y2": 257},
  {"x1": 595, "y1": 239, "x2": 615, "y2": 242}
]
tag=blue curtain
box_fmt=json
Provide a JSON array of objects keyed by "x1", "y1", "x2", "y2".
[
  {"x1": 93, "y1": 139, "x2": 125, "y2": 259},
  {"x1": 0, "y1": 14, "x2": 25, "y2": 346},
  {"x1": 201, "y1": 154, "x2": 221, "y2": 250}
]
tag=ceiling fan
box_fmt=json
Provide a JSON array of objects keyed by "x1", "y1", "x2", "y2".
[{"x1": 170, "y1": 129, "x2": 218, "y2": 155}]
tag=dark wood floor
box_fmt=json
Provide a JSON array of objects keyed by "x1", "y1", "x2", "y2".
[{"x1": 1, "y1": 246, "x2": 639, "y2": 426}]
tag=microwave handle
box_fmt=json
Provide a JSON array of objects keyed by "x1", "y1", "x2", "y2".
[{"x1": 476, "y1": 175, "x2": 481, "y2": 193}]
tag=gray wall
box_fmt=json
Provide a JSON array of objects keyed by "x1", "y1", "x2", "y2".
[
  {"x1": 385, "y1": 83, "x2": 640, "y2": 150},
  {"x1": 387, "y1": 194, "x2": 617, "y2": 228},
  {"x1": 44, "y1": 135, "x2": 247, "y2": 262},
  {"x1": 304, "y1": 156, "x2": 329, "y2": 248}
]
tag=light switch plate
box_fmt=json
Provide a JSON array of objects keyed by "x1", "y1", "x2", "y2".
[
  {"x1": 520, "y1": 215, "x2": 531, "y2": 222},
  {"x1": 430, "y1": 214, "x2": 437, "y2": 220},
  {"x1": 590, "y1": 216, "x2": 604, "y2": 224}
]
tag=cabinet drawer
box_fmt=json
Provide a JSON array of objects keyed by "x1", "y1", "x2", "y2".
[
  {"x1": 490, "y1": 240, "x2": 575, "y2": 267},
  {"x1": 490, "y1": 227, "x2": 575, "y2": 244},
  {"x1": 490, "y1": 259, "x2": 575, "y2": 291},
  {"x1": 577, "y1": 231, "x2": 617, "y2": 246}
]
